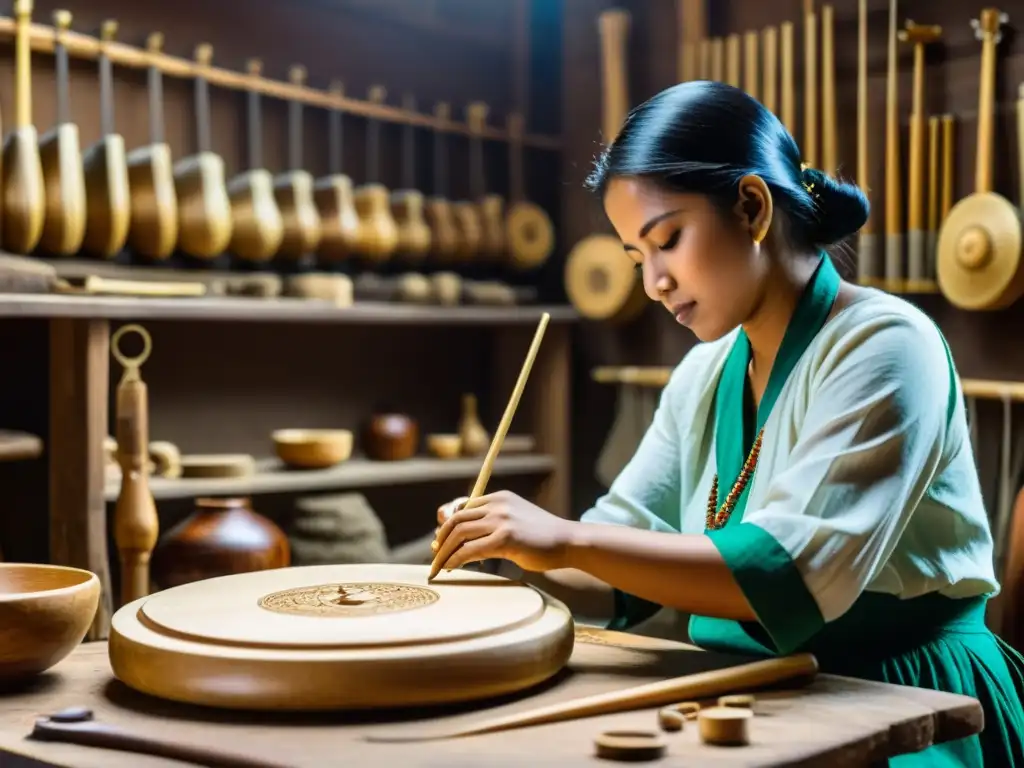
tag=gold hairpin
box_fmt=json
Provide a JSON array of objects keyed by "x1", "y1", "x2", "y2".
[{"x1": 799, "y1": 163, "x2": 817, "y2": 196}]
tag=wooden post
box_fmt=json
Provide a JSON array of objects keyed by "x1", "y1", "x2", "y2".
[{"x1": 49, "y1": 317, "x2": 112, "y2": 640}]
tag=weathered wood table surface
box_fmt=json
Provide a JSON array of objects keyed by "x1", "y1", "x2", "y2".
[{"x1": 0, "y1": 634, "x2": 982, "y2": 767}]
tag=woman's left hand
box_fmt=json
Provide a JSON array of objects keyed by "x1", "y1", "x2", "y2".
[{"x1": 431, "y1": 490, "x2": 575, "y2": 573}]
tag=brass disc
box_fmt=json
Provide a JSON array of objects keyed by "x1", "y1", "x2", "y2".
[
  {"x1": 936, "y1": 192, "x2": 1024, "y2": 310},
  {"x1": 507, "y1": 202, "x2": 555, "y2": 270},
  {"x1": 564, "y1": 234, "x2": 647, "y2": 323}
]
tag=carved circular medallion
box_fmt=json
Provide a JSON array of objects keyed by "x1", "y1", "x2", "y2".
[{"x1": 257, "y1": 582, "x2": 439, "y2": 618}]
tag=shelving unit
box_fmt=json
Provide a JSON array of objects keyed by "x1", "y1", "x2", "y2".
[
  {"x1": 0, "y1": 287, "x2": 576, "y2": 641},
  {"x1": 104, "y1": 454, "x2": 556, "y2": 502}
]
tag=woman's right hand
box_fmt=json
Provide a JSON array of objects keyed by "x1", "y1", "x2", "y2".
[{"x1": 436, "y1": 496, "x2": 470, "y2": 526}]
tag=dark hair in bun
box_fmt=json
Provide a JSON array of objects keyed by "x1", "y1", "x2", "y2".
[{"x1": 585, "y1": 81, "x2": 869, "y2": 251}]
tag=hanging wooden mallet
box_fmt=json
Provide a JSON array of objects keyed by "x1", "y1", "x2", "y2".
[{"x1": 428, "y1": 312, "x2": 551, "y2": 581}]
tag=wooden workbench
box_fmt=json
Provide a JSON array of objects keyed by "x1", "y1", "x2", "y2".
[{"x1": 0, "y1": 634, "x2": 983, "y2": 767}]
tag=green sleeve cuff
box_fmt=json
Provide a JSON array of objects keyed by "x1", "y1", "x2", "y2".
[
  {"x1": 707, "y1": 522, "x2": 824, "y2": 655},
  {"x1": 607, "y1": 589, "x2": 662, "y2": 631}
]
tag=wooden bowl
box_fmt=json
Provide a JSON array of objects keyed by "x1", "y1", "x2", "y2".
[
  {"x1": 273, "y1": 429, "x2": 354, "y2": 469},
  {"x1": 426, "y1": 433, "x2": 462, "y2": 459},
  {"x1": 0, "y1": 563, "x2": 100, "y2": 682}
]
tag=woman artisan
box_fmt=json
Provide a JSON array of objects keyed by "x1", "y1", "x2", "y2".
[{"x1": 431, "y1": 81, "x2": 1024, "y2": 766}]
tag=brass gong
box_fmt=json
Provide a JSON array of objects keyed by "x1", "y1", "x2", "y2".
[
  {"x1": 937, "y1": 192, "x2": 1024, "y2": 310},
  {"x1": 564, "y1": 234, "x2": 647, "y2": 323}
]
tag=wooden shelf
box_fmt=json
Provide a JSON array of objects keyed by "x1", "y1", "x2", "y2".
[
  {"x1": 104, "y1": 454, "x2": 556, "y2": 501},
  {"x1": 0, "y1": 430, "x2": 43, "y2": 462},
  {"x1": 0, "y1": 15, "x2": 560, "y2": 151},
  {"x1": 0, "y1": 293, "x2": 577, "y2": 325}
]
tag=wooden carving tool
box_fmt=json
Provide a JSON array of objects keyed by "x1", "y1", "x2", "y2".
[
  {"x1": 111, "y1": 324, "x2": 158, "y2": 607},
  {"x1": 125, "y1": 32, "x2": 178, "y2": 261},
  {"x1": 389, "y1": 94, "x2": 431, "y2": 263},
  {"x1": 506, "y1": 112, "x2": 554, "y2": 271},
  {"x1": 273, "y1": 65, "x2": 322, "y2": 262},
  {"x1": 313, "y1": 80, "x2": 360, "y2": 265},
  {"x1": 940, "y1": 114, "x2": 954, "y2": 222},
  {"x1": 173, "y1": 44, "x2": 232, "y2": 260},
  {"x1": 81, "y1": 20, "x2": 129, "y2": 259},
  {"x1": 821, "y1": 5, "x2": 836, "y2": 175},
  {"x1": 38, "y1": 9, "x2": 85, "y2": 257},
  {"x1": 352, "y1": 85, "x2": 399, "y2": 263},
  {"x1": 428, "y1": 312, "x2": 551, "y2": 581},
  {"x1": 743, "y1": 31, "x2": 758, "y2": 99},
  {"x1": 725, "y1": 34, "x2": 740, "y2": 87},
  {"x1": 226, "y1": 59, "x2": 285, "y2": 263},
  {"x1": 883, "y1": 0, "x2": 902, "y2": 292},
  {"x1": 898, "y1": 20, "x2": 942, "y2": 290},
  {"x1": 31, "y1": 708, "x2": 291, "y2": 768},
  {"x1": 937, "y1": 10, "x2": 1021, "y2": 310},
  {"x1": 856, "y1": 0, "x2": 876, "y2": 286},
  {"x1": 803, "y1": 8, "x2": 818, "y2": 168},
  {"x1": 424, "y1": 102, "x2": 460, "y2": 263},
  {"x1": 565, "y1": 8, "x2": 647, "y2": 325},
  {"x1": 1, "y1": 0, "x2": 45, "y2": 255},
  {"x1": 927, "y1": 115, "x2": 940, "y2": 274},
  {"x1": 780, "y1": 22, "x2": 795, "y2": 134},
  {"x1": 367, "y1": 653, "x2": 818, "y2": 742},
  {"x1": 710, "y1": 37, "x2": 724, "y2": 82},
  {"x1": 467, "y1": 102, "x2": 506, "y2": 264},
  {"x1": 761, "y1": 27, "x2": 777, "y2": 114}
]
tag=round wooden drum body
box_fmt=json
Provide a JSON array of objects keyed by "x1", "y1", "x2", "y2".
[{"x1": 108, "y1": 564, "x2": 575, "y2": 711}]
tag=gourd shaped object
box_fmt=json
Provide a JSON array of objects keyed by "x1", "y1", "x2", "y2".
[
  {"x1": 458, "y1": 393, "x2": 489, "y2": 456},
  {"x1": 352, "y1": 85, "x2": 399, "y2": 262},
  {"x1": 314, "y1": 80, "x2": 361, "y2": 264},
  {"x1": 273, "y1": 65, "x2": 322, "y2": 261},
  {"x1": 390, "y1": 93, "x2": 431, "y2": 261}
]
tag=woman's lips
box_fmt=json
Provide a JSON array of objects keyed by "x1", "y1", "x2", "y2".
[{"x1": 671, "y1": 301, "x2": 697, "y2": 325}]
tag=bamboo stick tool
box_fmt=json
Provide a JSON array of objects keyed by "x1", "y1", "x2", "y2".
[
  {"x1": 780, "y1": 22, "x2": 794, "y2": 134},
  {"x1": 883, "y1": 0, "x2": 902, "y2": 292},
  {"x1": 428, "y1": 312, "x2": 550, "y2": 581},
  {"x1": 565, "y1": 8, "x2": 648, "y2": 324},
  {"x1": 467, "y1": 102, "x2": 506, "y2": 263},
  {"x1": 856, "y1": 0, "x2": 876, "y2": 286},
  {"x1": 725, "y1": 34, "x2": 740, "y2": 88},
  {"x1": 38, "y1": 9, "x2": 84, "y2": 257},
  {"x1": 937, "y1": 10, "x2": 1023, "y2": 310},
  {"x1": 273, "y1": 65, "x2": 322, "y2": 261},
  {"x1": 506, "y1": 112, "x2": 554, "y2": 271},
  {"x1": 927, "y1": 115, "x2": 940, "y2": 276},
  {"x1": 743, "y1": 31, "x2": 758, "y2": 99},
  {"x1": 367, "y1": 653, "x2": 818, "y2": 743},
  {"x1": 821, "y1": 5, "x2": 836, "y2": 175},
  {"x1": 226, "y1": 59, "x2": 285, "y2": 263},
  {"x1": 761, "y1": 27, "x2": 778, "y2": 114},
  {"x1": 803, "y1": 8, "x2": 818, "y2": 168},
  {"x1": 125, "y1": 32, "x2": 178, "y2": 261},
  {"x1": 81, "y1": 20, "x2": 129, "y2": 259},
  {"x1": 899, "y1": 21, "x2": 942, "y2": 290},
  {"x1": 1, "y1": 0, "x2": 45, "y2": 255},
  {"x1": 424, "y1": 102, "x2": 460, "y2": 263},
  {"x1": 710, "y1": 37, "x2": 724, "y2": 82},
  {"x1": 111, "y1": 324, "x2": 158, "y2": 607},
  {"x1": 313, "y1": 80, "x2": 360, "y2": 265},
  {"x1": 352, "y1": 86, "x2": 400, "y2": 263},
  {"x1": 389, "y1": 93, "x2": 432, "y2": 263},
  {"x1": 172, "y1": 43, "x2": 232, "y2": 260},
  {"x1": 940, "y1": 114, "x2": 954, "y2": 222}
]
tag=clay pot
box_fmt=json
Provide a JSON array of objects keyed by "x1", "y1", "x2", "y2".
[
  {"x1": 364, "y1": 413, "x2": 418, "y2": 461},
  {"x1": 151, "y1": 497, "x2": 290, "y2": 590}
]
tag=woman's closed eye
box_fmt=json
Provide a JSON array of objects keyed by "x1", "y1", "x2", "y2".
[{"x1": 657, "y1": 228, "x2": 682, "y2": 251}]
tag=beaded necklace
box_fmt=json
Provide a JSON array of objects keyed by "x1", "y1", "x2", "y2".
[{"x1": 705, "y1": 427, "x2": 764, "y2": 530}]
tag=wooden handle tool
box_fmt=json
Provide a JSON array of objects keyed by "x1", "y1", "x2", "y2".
[
  {"x1": 366, "y1": 653, "x2": 818, "y2": 743},
  {"x1": 883, "y1": 0, "x2": 902, "y2": 291},
  {"x1": 31, "y1": 708, "x2": 291, "y2": 768},
  {"x1": 927, "y1": 115, "x2": 940, "y2": 278},
  {"x1": 855, "y1": 0, "x2": 876, "y2": 285},
  {"x1": 428, "y1": 312, "x2": 551, "y2": 580},
  {"x1": 780, "y1": 22, "x2": 795, "y2": 134},
  {"x1": 940, "y1": 114, "x2": 954, "y2": 221},
  {"x1": 899, "y1": 20, "x2": 942, "y2": 288}
]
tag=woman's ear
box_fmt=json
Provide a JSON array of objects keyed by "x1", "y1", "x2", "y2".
[{"x1": 733, "y1": 174, "x2": 773, "y2": 244}]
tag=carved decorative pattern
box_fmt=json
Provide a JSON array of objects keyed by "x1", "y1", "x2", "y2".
[{"x1": 258, "y1": 582, "x2": 439, "y2": 617}]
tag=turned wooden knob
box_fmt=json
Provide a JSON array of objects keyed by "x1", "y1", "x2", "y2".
[{"x1": 956, "y1": 226, "x2": 993, "y2": 269}]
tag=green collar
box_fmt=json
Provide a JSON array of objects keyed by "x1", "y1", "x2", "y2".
[{"x1": 710, "y1": 256, "x2": 841, "y2": 528}]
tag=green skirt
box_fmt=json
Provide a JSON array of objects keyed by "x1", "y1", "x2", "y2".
[{"x1": 681, "y1": 593, "x2": 1024, "y2": 767}]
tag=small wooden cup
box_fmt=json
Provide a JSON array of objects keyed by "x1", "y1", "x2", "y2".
[
  {"x1": 272, "y1": 429, "x2": 354, "y2": 469},
  {"x1": 426, "y1": 433, "x2": 462, "y2": 459}
]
